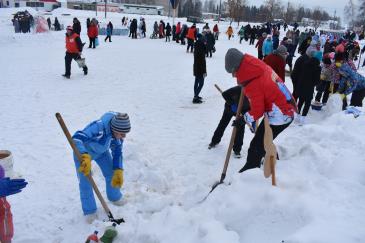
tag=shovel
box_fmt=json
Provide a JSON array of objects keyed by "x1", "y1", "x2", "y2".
[
  {"x1": 55, "y1": 113, "x2": 125, "y2": 225},
  {"x1": 263, "y1": 114, "x2": 277, "y2": 186}
]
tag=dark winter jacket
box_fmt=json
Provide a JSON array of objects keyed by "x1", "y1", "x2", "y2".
[
  {"x1": 222, "y1": 86, "x2": 250, "y2": 113},
  {"x1": 296, "y1": 57, "x2": 321, "y2": 100},
  {"x1": 165, "y1": 24, "x2": 171, "y2": 36},
  {"x1": 298, "y1": 37, "x2": 311, "y2": 55},
  {"x1": 205, "y1": 32, "x2": 215, "y2": 51},
  {"x1": 193, "y1": 38, "x2": 206, "y2": 77},
  {"x1": 73, "y1": 21, "x2": 81, "y2": 35}
]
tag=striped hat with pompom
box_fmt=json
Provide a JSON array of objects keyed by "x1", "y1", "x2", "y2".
[{"x1": 110, "y1": 113, "x2": 131, "y2": 133}]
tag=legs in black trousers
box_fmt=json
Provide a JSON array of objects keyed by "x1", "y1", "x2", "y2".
[
  {"x1": 194, "y1": 76, "x2": 205, "y2": 98},
  {"x1": 211, "y1": 106, "x2": 245, "y2": 153},
  {"x1": 315, "y1": 81, "x2": 331, "y2": 104},
  {"x1": 105, "y1": 35, "x2": 111, "y2": 42},
  {"x1": 297, "y1": 97, "x2": 311, "y2": 116},
  {"x1": 65, "y1": 52, "x2": 80, "y2": 77},
  {"x1": 350, "y1": 88, "x2": 365, "y2": 107},
  {"x1": 239, "y1": 120, "x2": 292, "y2": 173}
]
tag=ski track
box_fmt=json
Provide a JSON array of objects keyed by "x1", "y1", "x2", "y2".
[{"x1": 1, "y1": 8, "x2": 365, "y2": 243}]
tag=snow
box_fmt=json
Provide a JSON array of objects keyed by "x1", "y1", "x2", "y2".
[{"x1": 0, "y1": 8, "x2": 365, "y2": 243}]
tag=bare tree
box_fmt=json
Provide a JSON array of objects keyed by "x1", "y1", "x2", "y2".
[
  {"x1": 227, "y1": 0, "x2": 247, "y2": 26},
  {"x1": 357, "y1": 0, "x2": 365, "y2": 27},
  {"x1": 283, "y1": 1, "x2": 296, "y2": 24},
  {"x1": 264, "y1": 0, "x2": 283, "y2": 21},
  {"x1": 311, "y1": 7, "x2": 323, "y2": 31},
  {"x1": 344, "y1": 0, "x2": 357, "y2": 28}
]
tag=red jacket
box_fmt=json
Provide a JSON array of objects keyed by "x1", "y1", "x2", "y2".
[
  {"x1": 236, "y1": 54, "x2": 295, "y2": 124},
  {"x1": 65, "y1": 33, "x2": 80, "y2": 53},
  {"x1": 186, "y1": 27, "x2": 196, "y2": 40},
  {"x1": 263, "y1": 53, "x2": 286, "y2": 82},
  {"x1": 87, "y1": 25, "x2": 98, "y2": 38},
  {"x1": 213, "y1": 24, "x2": 219, "y2": 32}
]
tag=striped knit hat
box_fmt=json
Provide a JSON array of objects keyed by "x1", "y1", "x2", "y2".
[{"x1": 110, "y1": 113, "x2": 131, "y2": 133}]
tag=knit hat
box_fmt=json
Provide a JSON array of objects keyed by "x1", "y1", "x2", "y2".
[
  {"x1": 225, "y1": 48, "x2": 244, "y2": 73},
  {"x1": 66, "y1": 25, "x2": 73, "y2": 31},
  {"x1": 110, "y1": 113, "x2": 131, "y2": 133},
  {"x1": 273, "y1": 45, "x2": 288, "y2": 60}
]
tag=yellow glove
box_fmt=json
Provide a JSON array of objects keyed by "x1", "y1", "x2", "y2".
[
  {"x1": 340, "y1": 94, "x2": 346, "y2": 100},
  {"x1": 111, "y1": 169, "x2": 124, "y2": 188},
  {"x1": 78, "y1": 153, "x2": 92, "y2": 176}
]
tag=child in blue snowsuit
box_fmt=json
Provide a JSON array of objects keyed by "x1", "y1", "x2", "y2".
[{"x1": 72, "y1": 112, "x2": 131, "y2": 217}]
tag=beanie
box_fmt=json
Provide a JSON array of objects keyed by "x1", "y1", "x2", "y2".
[
  {"x1": 225, "y1": 48, "x2": 244, "y2": 73},
  {"x1": 110, "y1": 113, "x2": 131, "y2": 133},
  {"x1": 273, "y1": 45, "x2": 288, "y2": 60}
]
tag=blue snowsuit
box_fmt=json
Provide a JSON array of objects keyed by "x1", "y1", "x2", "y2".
[
  {"x1": 72, "y1": 112, "x2": 123, "y2": 215},
  {"x1": 263, "y1": 39, "x2": 273, "y2": 56},
  {"x1": 338, "y1": 63, "x2": 365, "y2": 95}
]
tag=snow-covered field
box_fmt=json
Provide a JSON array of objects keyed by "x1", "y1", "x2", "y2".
[{"x1": 1, "y1": 7, "x2": 365, "y2": 243}]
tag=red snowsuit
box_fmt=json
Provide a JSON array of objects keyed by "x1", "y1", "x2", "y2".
[
  {"x1": 0, "y1": 198, "x2": 13, "y2": 243},
  {"x1": 236, "y1": 54, "x2": 295, "y2": 125}
]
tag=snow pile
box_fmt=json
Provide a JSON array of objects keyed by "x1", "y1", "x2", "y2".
[{"x1": 0, "y1": 9, "x2": 364, "y2": 243}]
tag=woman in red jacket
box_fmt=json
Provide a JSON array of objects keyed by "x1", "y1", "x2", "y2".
[
  {"x1": 87, "y1": 21, "x2": 98, "y2": 49},
  {"x1": 225, "y1": 48, "x2": 296, "y2": 172},
  {"x1": 263, "y1": 45, "x2": 288, "y2": 82}
]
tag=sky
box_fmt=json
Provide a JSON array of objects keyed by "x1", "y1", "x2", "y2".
[{"x1": 248, "y1": 0, "x2": 347, "y2": 22}]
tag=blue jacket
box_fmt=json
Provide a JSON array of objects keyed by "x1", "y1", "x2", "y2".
[
  {"x1": 106, "y1": 26, "x2": 112, "y2": 36},
  {"x1": 338, "y1": 63, "x2": 365, "y2": 95},
  {"x1": 73, "y1": 112, "x2": 123, "y2": 169},
  {"x1": 263, "y1": 39, "x2": 273, "y2": 56}
]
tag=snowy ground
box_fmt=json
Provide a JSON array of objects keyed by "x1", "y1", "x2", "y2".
[{"x1": 1, "y1": 8, "x2": 365, "y2": 243}]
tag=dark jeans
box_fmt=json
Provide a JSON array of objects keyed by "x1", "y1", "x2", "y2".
[
  {"x1": 211, "y1": 106, "x2": 245, "y2": 153},
  {"x1": 249, "y1": 38, "x2": 255, "y2": 45},
  {"x1": 65, "y1": 52, "x2": 81, "y2": 76},
  {"x1": 166, "y1": 35, "x2": 170, "y2": 42},
  {"x1": 206, "y1": 50, "x2": 212, "y2": 57},
  {"x1": 187, "y1": 38, "x2": 194, "y2": 52},
  {"x1": 315, "y1": 81, "x2": 331, "y2": 104},
  {"x1": 105, "y1": 35, "x2": 111, "y2": 42},
  {"x1": 194, "y1": 76, "x2": 204, "y2": 97},
  {"x1": 350, "y1": 88, "x2": 365, "y2": 107},
  {"x1": 88, "y1": 37, "x2": 96, "y2": 48},
  {"x1": 258, "y1": 50, "x2": 263, "y2": 60},
  {"x1": 239, "y1": 120, "x2": 292, "y2": 173}
]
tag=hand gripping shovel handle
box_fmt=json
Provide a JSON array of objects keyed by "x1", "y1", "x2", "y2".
[{"x1": 55, "y1": 113, "x2": 125, "y2": 225}]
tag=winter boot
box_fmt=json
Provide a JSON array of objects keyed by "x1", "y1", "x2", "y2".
[
  {"x1": 233, "y1": 151, "x2": 241, "y2": 158},
  {"x1": 83, "y1": 66, "x2": 88, "y2": 75},
  {"x1": 192, "y1": 97, "x2": 203, "y2": 104},
  {"x1": 208, "y1": 142, "x2": 217, "y2": 149},
  {"x1": 111, "y1": 198, "x2": 125, "y2": 206},
  {"x1": 298, "y1": 115, "x2": 306, "y2": 126},
  {"x1": 62, "y1": 74, "x2": 70, "y2": 79},
  {"x1": 85, "y1": 213, "x2": 98, "y2": 224}
]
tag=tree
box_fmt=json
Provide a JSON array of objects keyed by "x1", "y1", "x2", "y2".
[
  {"x1": 283, "y1": 1, "x2": 295, "y2": 24},
  {"x1": 227, "y1": 0, "x2": 247, "y2": 26},
  {"x1": 263, "y1": 0, "x2": 283, "y2": 21},
  {"x1": 311, "y1": 8, "x2": 323, "y2": 31},
  {"x1": 357, "y1": 0, "x2": 365, "y2": 27},
  {"x1": 344, "y1": 0, "x2": 356, "y2": 28}
]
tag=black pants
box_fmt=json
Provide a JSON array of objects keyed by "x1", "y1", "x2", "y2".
[
  {"x1": 315, "y1": 81, "x2": 331, "y2": 104},
  {"x1": 211, "y1": 106, "x2": 245, "y2": 153},
  {"x1": 258, "y1": 50, "x2": 263, "y2": 60},
  {"x1": 249, "y1": 38, "x2": 255, "y2": 45},
  {"x1": 187, "y1": 38, "x2": 194, "y2": 52},
  {"x1": 166, "y1": 35, "x2": 170, "y2": 42},
  {"x1": 239, "y1": 120, "x2": 292, "y2": 172},
  {"x1": 350, "y1": 88, "x2": 365, "y2": 107},
  {"x1": 132, "y1": 31, "x2": 137, "y2": 39},
  {"x1": 88, "y1": 37, "x2": 96, "y2": 48},
  {"x1": 105, "y1": 35, "x2": 111, "y2": 42},
  {"x1": 194, "y1": 76, "x2": 204, "y2": 97},
  {"x1": 65, "y1": 52, "x2": 84, "y2": 76},
  {"x1": 239, "y1": 37, "x2": 244, "y2": 44},
  {"x1": 297, "y1": 96, "x2": 312, "y2": 116},
  {"x1": 206, "y1": 50, "x2": 212, "y2": 57}
]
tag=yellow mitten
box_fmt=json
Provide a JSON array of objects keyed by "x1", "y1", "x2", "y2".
[
  {"x1": 111, "y1": 169, "x2": 124, "y2": 188},
  {"x1": 78, "y1": 153, "x2": 92, "y2": 176}
]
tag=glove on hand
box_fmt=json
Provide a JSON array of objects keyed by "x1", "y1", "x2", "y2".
[
  {"x1": 232, "y1": 115, "x2": 245, "y2": 128},
  {"x1": 0, "y1": 178, "x2": 28, "y2": 197},
  {"x1": 111, "y1": 169, "x2": 124, "y2": 188},
  {"x1": 243, "y1": 113, "x2": 257, "y2": 133},
  {"x1": 230, "y1": 104, "x2": 238, "y2": 113},
  {"x1": 79, "y1": 153, "x2": 92, "y2": 176}
]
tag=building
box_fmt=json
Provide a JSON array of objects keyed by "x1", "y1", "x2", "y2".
[
  {"x1": 119, "y1": 3, "x2": 163, "y2": 15},
  {"x1": 0, "y1": 0, "x2": 60, "y2": 11}
]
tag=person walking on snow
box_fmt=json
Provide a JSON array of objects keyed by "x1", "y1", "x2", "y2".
[
  {"x1": 225, "y1": 49, "x2": 296, "y2": 173},
  {"x1": 193, "y1": 34, "x2": 207, "y2": 104},
  {"x1": 88, "y1": 21, "x2": 98, "y2": 48},
  {"x1": 63, "y1": 26, "x2": 88, "y2": 79},
  {"x1": 262, "y1": 35, "x2": 273, "y2": 57},
  {"x1": 104, "y1": 21, "x2": 113, "y2": 42},
  {"x1": 72, "y1": 112, "x2": 131, "y2": 223},
  {"x1": 226, "y1": 26, "x2": 233, "y2": 40},
  {"x1": 186, "y1": 24, "x2": 196, "y2": 53},
  {"x1": 208, "y1": 86, "x2": 250, "y2": 158}
]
